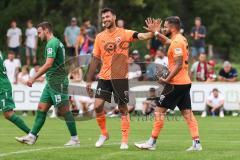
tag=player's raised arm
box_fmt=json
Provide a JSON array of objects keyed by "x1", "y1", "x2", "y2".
[
  {"x1": 144, "y1": 18, "x2": 171, "y2": 45},
  {"x1": 136, "y1": 31, "x2": 154, "y2": 40}
]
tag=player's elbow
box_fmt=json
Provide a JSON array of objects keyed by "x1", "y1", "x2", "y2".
[{"x1": 45, "y1": 62, "x2": 53, "y2": 69}]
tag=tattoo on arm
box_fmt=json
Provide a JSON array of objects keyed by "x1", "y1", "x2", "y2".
[{"x1": 166, "y1": 56, "x2": 183, "y2": 81}]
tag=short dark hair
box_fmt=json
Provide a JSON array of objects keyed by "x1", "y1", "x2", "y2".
[
  {"x1": 33, "y1": 63, "x2": 40, "y2": 67},
  {"x1": 8, "y1": 50, "x2": 15, "y2": 55},
  {"x1": 195, "y1": 17, "x2": 201, "y2": 21},
  {"x1": 149, "y1": 87, "x2": 156, "y2": 92},
  {"x1": 37, "y1": 21, "x2": 53, "y2": 32},
  {"x1": 212, "y1": 88, "x2": 219, "y2": 92},
  {"x1": 101, "y1": 7, "x2": 115, "y2": 15},
  {"x1": 27, "y1": 20, "x2": 32, "y2": 24},
  {"x1": 165, "y1": 16, "x2": 181, "y2": 30}
]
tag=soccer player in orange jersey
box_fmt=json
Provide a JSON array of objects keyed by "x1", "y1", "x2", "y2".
[
  {"x1": 135, "y1": 17, "x2": 202, "y2": 151},
  {"x1": 86, "y1": 8, "x2": 154, "y2": 150}
]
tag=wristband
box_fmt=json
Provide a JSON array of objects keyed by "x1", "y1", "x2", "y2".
[{"x1": 154, "y1": 31, "x2": 160, "y2": 37}]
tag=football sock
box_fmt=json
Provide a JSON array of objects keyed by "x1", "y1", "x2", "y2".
[
  {"x1": 151, "y1": 111, "x2": 164, "y2": 139},
  {"x1": 8, "y1": 114, "x2": 31, "y2": 134},
  {"x1": 31, "y1": 110, "x2": 47, "y2": 136},
  {"x1": 121, "y1": 114, "x2": 130, "y2": 143},
  {"x1": 183, "y1": 112, "x2": 200, "y2": 140},
  {"x1": 96, "y1": 111, "x2": 108, "y2": 137},
  {"x1": 64, "y1": 111, "x2": 77, "y2": 136}
]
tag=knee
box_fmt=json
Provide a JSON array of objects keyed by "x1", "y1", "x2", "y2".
[
  {"x1": 94, "y1": 102, "x2": 104, "y2": 113},
  {"x1": 118, "y1": 105, "x2": 128, "y2": 114},
  {"x1": 3, "y1": 111, "x2": 13, "y2": 120}
]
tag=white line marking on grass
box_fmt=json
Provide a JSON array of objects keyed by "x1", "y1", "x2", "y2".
[{"x1": 0, "y1": 142, "x2": 120, "y2": 158}]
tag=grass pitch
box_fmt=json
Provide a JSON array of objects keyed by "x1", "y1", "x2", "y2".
[{"x1": 0, "y1": 114, "x2": 240, "y2": 160}]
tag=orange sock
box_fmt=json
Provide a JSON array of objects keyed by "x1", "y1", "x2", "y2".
[
  {"x1": 121, "y1": 114, "x2": 130, "y2": 143},
  {"x1": 184, "y1": 112, "x2": 199, "y2": 140},
  {"x1": 151, "y1": 112, "x2": 165, "y2": 139},
  {"x1": 96, "y1": 112, "x2": 108, "y2": 137}
]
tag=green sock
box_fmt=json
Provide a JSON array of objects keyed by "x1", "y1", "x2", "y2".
[
  {"x1": 64, "y1": 111, "x2": 77, "y2": 136},
  {"x1": 31, "y1": 110, "x2": 47, "y2": 136},
  {"x1": 9, "y1": 114, "x2": 31, "y2": 134}
]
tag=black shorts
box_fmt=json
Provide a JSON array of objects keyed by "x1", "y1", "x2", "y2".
[
  {"x1": 95, "y1": 79, "x2": 129, "y2": 105},
  {"x1": 155, "y1": 84, "x2": 192, "y2": 111}
]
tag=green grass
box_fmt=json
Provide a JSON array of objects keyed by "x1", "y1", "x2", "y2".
[{"x1": 0, "y1": 115, "x2": 240, "y2": 160}]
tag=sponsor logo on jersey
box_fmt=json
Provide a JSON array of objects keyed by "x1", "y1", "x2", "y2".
[{"x1": 174, "y1": 48, "x2": 183, "y2": 55}]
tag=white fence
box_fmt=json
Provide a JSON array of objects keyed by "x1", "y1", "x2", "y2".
[{"x1": 11, "y1": 82, "x2": 240, "y2": 111}]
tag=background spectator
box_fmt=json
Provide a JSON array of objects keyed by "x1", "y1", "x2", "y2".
[
  {"x1": 3, "y1": 51, "x2": 21, "y2": 84},
  {"x1": 117, "y1": 19, "x2": 125, "y2": 28},
  {"x1": 206, "y1": 60, "x2": 217, "y2": 82},
  {"x1": 17, "y1": 65, "x2": 30, "y2": 85},
  {"x1": 142, "y1": 87, "x2": 159, "y2": 115},
  {"x1": 131, "y1": 50, "x2": 145, "y2": 76},
  {"x1": 25, "y1": 20, "x2": 38, "y2": 66},
  {"x1": 146, "y1": 36, "x2": 163, "y2": 59},
  {"x1": 218, "y1": 61, "x2": 238, "y2": 82},
  {"x1": 143, "y1": 54, "x2": 156, "y2": 81},
  {"x1": 202, "y1": 88, "x2": 224, "y2": 118},
  {"x1": 190, "y1": 53, "x2": 208, "y2": 81},
  {"x1": 64, "y1": 17, "x2": 80, "y2": 57},
  {"x1": 190, "y1": 17, "x2": 206, "y2": 60},
  {"x1": 68, "y1": 67, "x2": 83, "y2": 83},
  {"x1": 75, "y1": 27, "x2": 90, "y2": 55},
  {"x1": 128, "y1": 56, "x2": 142, "y2": 81},
  {"x1": 75, "y1": 27, "x2": 91, "y2": 67},
  {"x1": 7, "y1": 20, "x2": 22, "y2": 58},
  {"x1": 154, "y1": 47, "x2": 168, "y2": 66},
  {"x1": 29, "y1": 63, "x2": 45, "y2": 82},
  {"x1": 83, "y1": 19, "x2": 97, "y2": 53}
]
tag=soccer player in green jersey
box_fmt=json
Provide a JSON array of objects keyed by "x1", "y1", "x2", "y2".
[
  {"x1": 0, "y1": 53, "x2": 31, "y2": 135},
  {"x1": 16, "y1": 22, "x2": 80, "y2": 146}
]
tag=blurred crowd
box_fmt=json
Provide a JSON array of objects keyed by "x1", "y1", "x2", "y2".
[
  {"x1": 1, "y1": 16, "x2": 239, "y2": 118},
  {"x1": 1, "y1": 16, "x2": 238, "y2": 86}
]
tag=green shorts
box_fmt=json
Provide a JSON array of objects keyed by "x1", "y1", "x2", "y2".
[
  {"x1": 40, "y1": 84, "x2": 69, "y2": 108},
  {"x1": 0, "y1": 91, "x2": 15, "y2": 112}
]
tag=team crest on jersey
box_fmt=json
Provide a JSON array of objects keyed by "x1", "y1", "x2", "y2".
[
  {"x1": 104, "y1": 42, "x2": 116, "y2": 54},
  {"x1": 47, "y1": 48, "x2": 53, "y2": 55}
]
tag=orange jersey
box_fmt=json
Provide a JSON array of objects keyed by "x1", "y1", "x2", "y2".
[
  {"x1": 93, "y1": 27, "x2": 135, "y2": 80},
  {"x1": 168, "y1": 33, "x2": 191, "y2": 85}
]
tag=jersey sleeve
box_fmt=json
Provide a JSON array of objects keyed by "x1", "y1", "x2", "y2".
[
  {"x1": 171, "y1": 40, "x2": 184, "y2": 58},
  {"x1": 125, "y1": 29, "x2": 136, "y2": 42},
  {"x1": 19, "y1": 29, "x2": 22, "y2": 36},
  {"x1": 6, "y1": 29, "x2": 10, "y2": 37},
  {"x1": 232, "y1": 68, "x2": 238, "y2": 77},
  {"x1": 93, "y1": 35, "x2": 101, "y2": 59},
  {"x1": 46, "y1": 40, "x2": 58, "y2": 59}
]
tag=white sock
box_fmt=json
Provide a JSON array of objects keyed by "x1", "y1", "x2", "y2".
[
  {"x1": 148, "y1": 137, "x2": 156, "y2": 145},
  {"x1": 28, "y1": 133, "x2": 36, "y2": 139},
  {"x1": 71, "y1": 136, "x2": 78, "y2": 140}
]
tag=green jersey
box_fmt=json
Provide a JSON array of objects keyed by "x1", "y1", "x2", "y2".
[
  {"x1": 44, "y1": 37, "x2": 68, "y2": 92},
  {"x1": 0, "y1": 54, "x2": 12, "y2": 93},
  {"x1": 45, "y1": 37, "x2": 67, "y2": 84}
]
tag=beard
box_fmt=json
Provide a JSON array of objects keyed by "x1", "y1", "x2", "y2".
[
  {"x1": 104, "y1": 21, "x2": 113, "y2": 29},
  {"x1": 165, "y1": 32, "x2": 171, "y2": 37}
]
